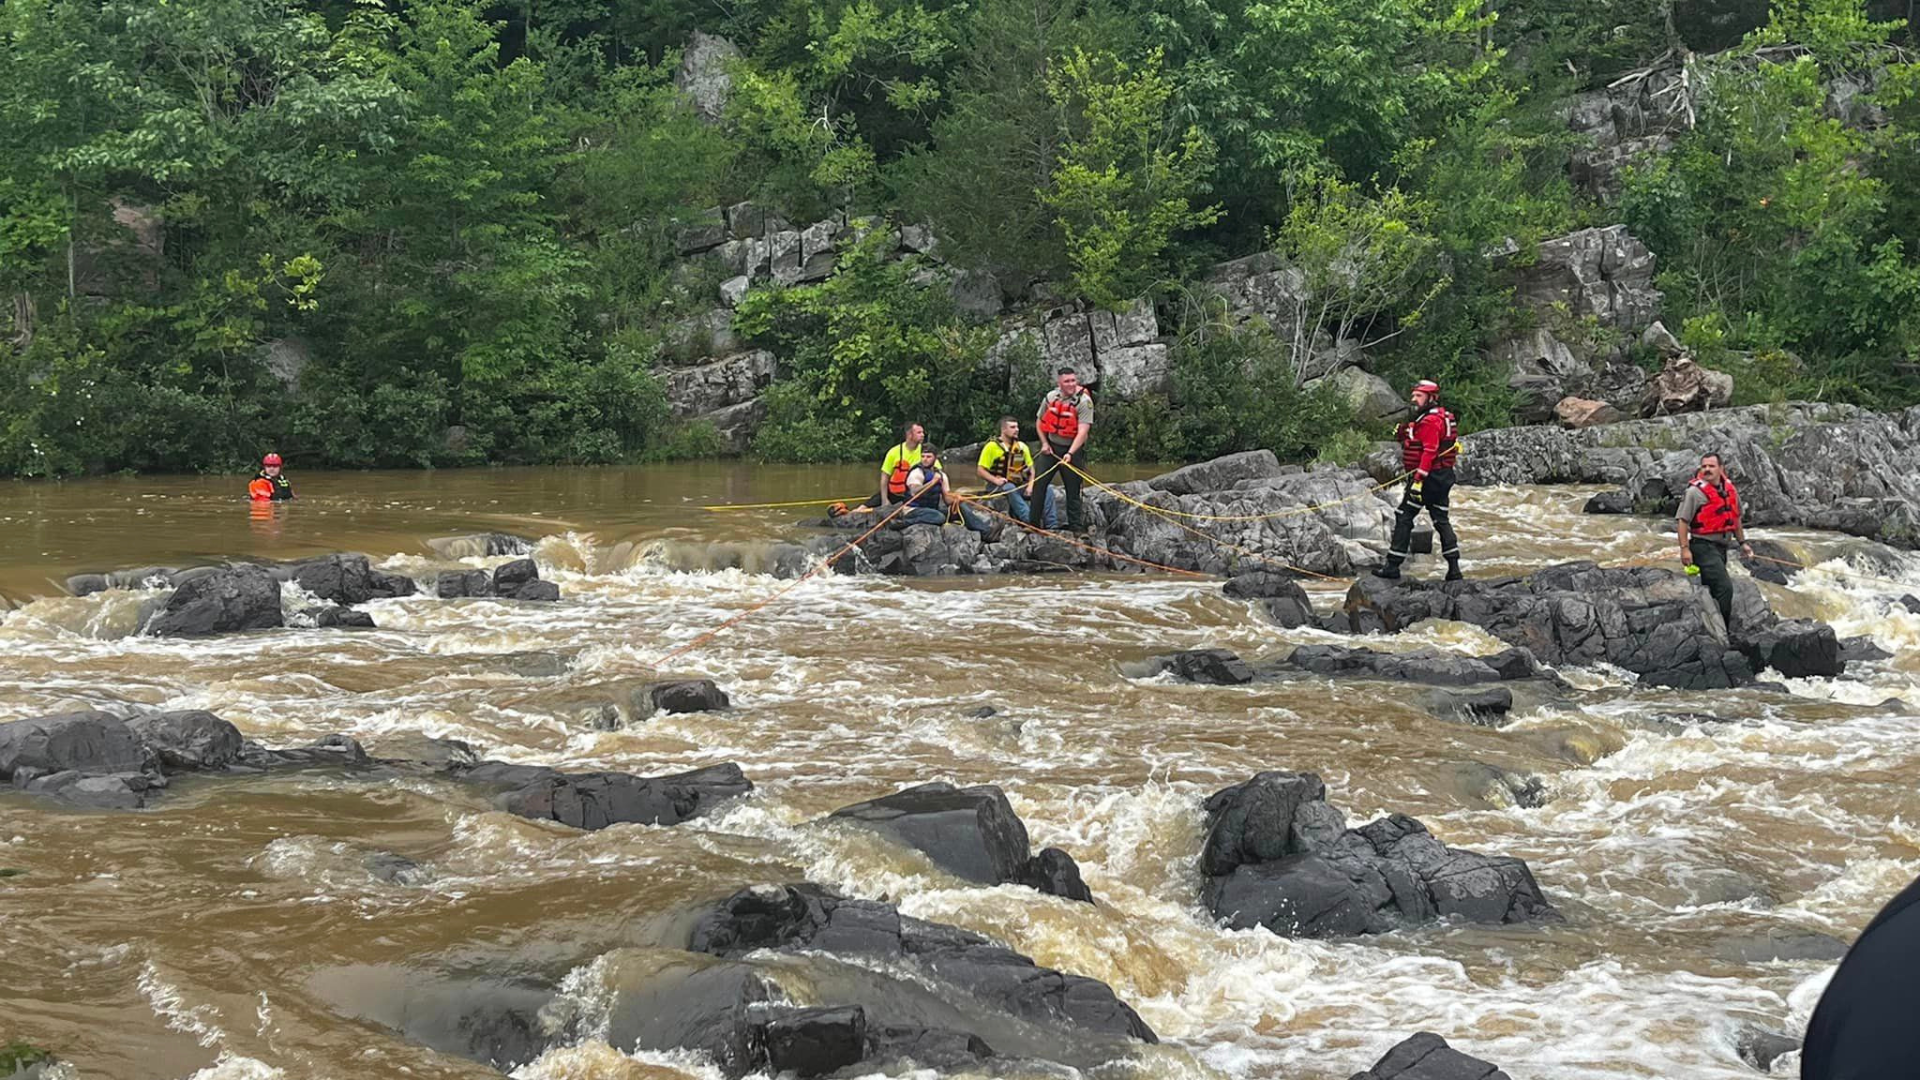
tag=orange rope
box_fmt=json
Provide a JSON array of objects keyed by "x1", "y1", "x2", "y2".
[
  {"x1": 651, "y1": 498, "x2": 915, "y2": 667},
  {"x1": 957, "y1": 495, "x2": 1211, "y2": 578}
]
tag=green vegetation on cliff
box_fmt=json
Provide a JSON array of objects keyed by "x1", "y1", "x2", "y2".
[{"x1": 0, "y1": 0, "x2": 1916, "y2": 474}]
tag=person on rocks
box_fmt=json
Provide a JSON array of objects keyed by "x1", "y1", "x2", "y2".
[
  {"x1": 248, "y1": 453, "x2": 295, "y2": 501},
  {"x1": 858, "y1": 422, "x2": 939, "y2": 512},
  {"x1": 1033, "y1": 367, "x2": 1093, "y2": 532},
  {"x1": 978, "y1": 416, "x2": 1056, "y2": 529},
  {"x1": 1676, "y1": 451, "x2": 1754, "y2": 632},
  {"x1": 903, "y1": 447, "x2": 993, "y2": 536},
  {"x1": 1373, "y1": 380, "x2": 1460, "y2": 581}
]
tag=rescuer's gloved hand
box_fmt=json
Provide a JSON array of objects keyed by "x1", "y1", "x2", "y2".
[{"x1": 1406, "y1": 479, "x2": 1425, "y2": 506}]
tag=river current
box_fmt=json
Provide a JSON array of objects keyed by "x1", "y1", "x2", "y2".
[{"x1": 1, "y1": 464, "x2": 1917, "y2": 1080}]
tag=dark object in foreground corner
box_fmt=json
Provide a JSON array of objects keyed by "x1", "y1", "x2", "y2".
[
  {"x1": 1802, "y1": 871, "x2": 1920, "y2": 1080},
  {"x1": 1350, "y1": 1031, "x2": 1511, "y2": 1079}
]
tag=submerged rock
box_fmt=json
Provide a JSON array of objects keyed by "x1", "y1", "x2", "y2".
[
  {"x1": 126, "y1": 710, "x2": 243, "y2": 771},
  {"x1": 1336, "y1": 562, "x2": 1773, "y2": 689},
  {"x1": 636, "y1": 679, "x2": 731, "y2": 715},
  {"x1": 690, "y1": 883, "x2": 1156, "y2": 1043},
  {"x1": 145, "y1": 564, "x2": 284, "y2": 636},
  {"x1": 1146, "y1": 648, "x2": 1255, "y2": 685},
  {"x1": 1352, "y1": 1031, "x2": 1513, "y2": 1080},
  {"x1": 1735, "y1": 1026, "x2": 1799, "y2": 1073},
  {"x1": 828, "y1": 782, "x2": 1094, "y2": 903},
  {"x1": 1200, "y1": 771, "x2": 1555, "y2": 938},
  {"x1": 488, "y1": 763, "x2": 752, "y2": 831},
  {"x1": 1223, "y1": 569, "x2": 1316, "y2": 627},
  {"x1": 0, "y1": 711, "x2": 150, "y2": 781}
]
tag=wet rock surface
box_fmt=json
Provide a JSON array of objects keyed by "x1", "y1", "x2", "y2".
[
  {"x1": 829, "y1": 782, "x2": 1095, "y2": 903},
  {"x1": 483, "y1": 763, "x2": 752, "y2": 831},
  {"x1": 1335, "y1": 562, "x2": 1786, "y2": 689},
  {"x1": 144, "y1": 563, "x2": 284, "y2": 636},
  {"x1": 1352, "y1": 1031, "x2": 1513, "y2": 1079},
  {"x1": 1201, "y1": 772, "x2": 1555, "y2": 938}
]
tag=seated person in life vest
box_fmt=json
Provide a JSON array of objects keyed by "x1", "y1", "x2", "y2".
[
  {"x1": 901, "y1": 446, "x2": 992, "y2": 534},
  {"x1": 248, "y1": 453, "x2": 295, "y2": 501},
  {"x1": 856, "y1": 421, "x2": 939, "y2": 512},
  {"x1": 977, "y1": 416, "x2": 1056, "y2": 528}
]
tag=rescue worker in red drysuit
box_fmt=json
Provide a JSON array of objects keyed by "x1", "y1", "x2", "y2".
[
  {"x1": 1675, "y1": 451, "x2": 1753, "y2": 632},
  {"x1": 1373, "y1": 380, "x2": 1461, "y2": 581},
  {"x1": 249, "y1": 453, "x2": 295, "y2": 501}
]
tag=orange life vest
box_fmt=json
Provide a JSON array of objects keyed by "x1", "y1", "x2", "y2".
[
  {"x1": 1689, "y1": 476, "x2": 1741, "y2": 535},
  {"x1": 249, "y1": 478, "x2": 276, "y2": 501},
  {"x1": 1038, "y1": 392, "x2": 1086, "y2": 443},
  {"x1": 886, "y1": 459, "x2": 915, "y2": 500}
]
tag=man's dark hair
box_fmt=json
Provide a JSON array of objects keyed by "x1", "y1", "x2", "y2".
[
  {"x1": 903, "y1": 420, "x2": 924, "y2": 440},
  {"x1": 999, "y1": 415, "x2": 1019, "y2": 428},
  {"x1": 1057, "y1": 366, "x2": 1076, "y2": 377},
  {"x1": 920, "y1": 445, "x2": 940, "y2": 458},
  {"x1": 1700, "y1": 451, "x2": 1723, "y2": 466}
]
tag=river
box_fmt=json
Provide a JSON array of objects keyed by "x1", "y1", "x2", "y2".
[{"x1": 1, "y1": 464, "x2": 1917, "y2": 1080}]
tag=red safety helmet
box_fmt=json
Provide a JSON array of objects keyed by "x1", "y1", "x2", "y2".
[
  {"x1": 262, "y1": 453, "x2": 283, "y2": 466},
  {"x1": 1412, "y1": 380, "x2": 1441, "y2": 395}
]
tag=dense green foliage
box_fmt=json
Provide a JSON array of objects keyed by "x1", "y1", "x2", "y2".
[{"x1": 0, "y1": 0, "x2": 1915, "y2": 475}]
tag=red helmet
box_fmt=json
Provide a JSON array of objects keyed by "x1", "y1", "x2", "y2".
[
  {"x1": 262, "y1": 453, "x2": 283, "y2": 466},
  {"x1": 1412, "y1": 380, "x2": 1441, "y2": 395}
]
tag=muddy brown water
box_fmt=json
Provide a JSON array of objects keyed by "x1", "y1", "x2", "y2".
[{"x1": 1, "y1": 465, "x2": 1917, "y2": 1080}]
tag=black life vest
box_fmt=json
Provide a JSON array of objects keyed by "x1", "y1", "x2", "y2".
[
  {"x1": 254, "y1": 471, "x2": 295, "y2": 501},
  {"x1": 905, "y1": 464, "x2": 945, "y2": 509},
  {"x1": 987, "y1": 440, "x2": 1031, "y2": 484}
]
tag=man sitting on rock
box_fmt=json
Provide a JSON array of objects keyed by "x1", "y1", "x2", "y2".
[
  {"x1": 859, "y1": 421, "x2": 938, "y2": 512},
  {"x1": 902, "y1": 447, "x2": 992, "y2": 536},
  {"x1": 977, "y1": 416, "x2": 1056, "y2": 528},
  {"x1": 1677, "y1": 451, "x2": 1754, "y2": 632}
]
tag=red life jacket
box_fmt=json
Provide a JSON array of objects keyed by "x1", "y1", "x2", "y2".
[
  {"x1": 1038, "y1": 392, "x2": 1085, "y2": 443},
  {"x1": 886, "y1": 458, "x2": 915, "y2": 499},
  {"x1": 1689, "y1": 476, "x2": 1741, "y2": 535},
  {"x1": 1397, "y1": 406, "x2": 1458, "y2": 473}
]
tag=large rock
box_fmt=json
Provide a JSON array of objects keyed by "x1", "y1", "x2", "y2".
[
  {"x1": 1555, "y1": 396, "x2": 1626, "y2": 429},
  {"x1": 689, "y1": 883, "x2": 1155, "y2": 1043},
  {"x1": 125, "y1": 711, "x2": 243, "y2": 771},
  {"x1": 1487, "y1": 227, "x2": 1662, "y2": 420},
  {"x1": 1738, "y1": 619, "x2": 1843, "y2": 679},
  {"x1": 145, "y1": 564, "x2": 284, "y2": 636},
  {"x1": 1277, "y1": 644, "x2": 1530, "y2": 687},
  {"x1": 1313, "y1": 366, "x2": 1410, "y2": 423},
  {"x1": 1148, "y1": 648, "x2": 1255, "y2": 685},
  {"x1": 1201, "y1": 772, "x2": 1555, "y2": 938},
  {"x1": 635, "y1": 679, "x2": 731, "y2": 715},
  {"x1": 1337, "y1": 562, "x2": 1769, "y2": 688},
  {"x1": 287, "y1": 554, "x2": 417, "y2": 605},
  {"x1": 1351, "y1": 1031, "x2": 1513, "y2": 1080},
  {"x1": 660, "y1": 350, "x2": 777, "y2": 418},
  {"x1": 0, "y1": 712, "x2": 148, "y2": 782},
  {"x1": 828, "y1": 782, "x2": 1094, "y2": 902},
  {"x1": 1222, "y1": 569, "x2": 1315, "y2": 627},
  {"x1": 1457, "y1": 402, "x2": 1920, "y2": 550},
  {"x1": 491, "y1": 763, "x2": 751, "y2": 831},
  {"x1": 676, "y1": 32, "x2": 740, "y2": 122}
]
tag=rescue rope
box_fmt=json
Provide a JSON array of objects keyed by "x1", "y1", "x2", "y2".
[
  {"x1": 956, "y1": 495, "x2": 1211, "y2": 578},
  {"x1": 1063, "y1": 461, "x2": 1416, "y2": 524},
  {"x1": 652, "y1": 498, "x2": 917, "y2": 666}
]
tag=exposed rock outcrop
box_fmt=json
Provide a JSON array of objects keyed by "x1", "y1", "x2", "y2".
[
  {"x1": 435, "y1": 557, "x2": 560, "y2": 602},
  {"x1": 1201, "y1": 772, "x2": 1555, "y2": 938},
  {"x1": 144, "y1": 564, "x2": 284, "y2": 636},
  {"x1": 828, "y1": 782, "x2": 1095, "y2": 903},
  {"x1": 1352, "y1": 1031, "x2": 1514, "y2": 1080},
  {"x1": 1334, "y1": 562, "x2": 1784, "y2": 688},
  {"x1": 827, "y1": 451, "x2": 1397, "y2": 578},
  {"x1": 1458, "y1": 403, "x2": 1920, "y2": 550}
]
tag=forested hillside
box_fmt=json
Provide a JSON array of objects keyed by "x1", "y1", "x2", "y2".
[{"x1": 2, "y1": 0, "x2": 1917, "y2": 475}]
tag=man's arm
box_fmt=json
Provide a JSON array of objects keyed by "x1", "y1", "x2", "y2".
[{"x1": 1676, "y1": 519, "x2": 1693, "y2": 565}]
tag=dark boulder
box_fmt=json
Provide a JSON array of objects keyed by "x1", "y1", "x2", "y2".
[
  {"x1": 496, "y1": 763, "x2": 752, "y2": 831},
  {"x1": 436, "y1": 570, "x2": 492, "y2": 599},
  {"x1": 1223, "y1": 569, "x2": 1315, "y2": 627},
  {"x1": 21, "y1": 770, "x2": 152, "y2": 810},
  {"x1": 236, "y1": 733, "x2": 371, "y2": 770},
  {"x1": 763, "y1": 1006, "x2": 867, "y2": 1078},
  {"x1": 0, "y1": 712, "x2": 148, "y2": 781},
  {"x1": 1339, "y1": 562, "x2": 1765, "y2": 689},
  {"x1": 1280, "y1": 644, "x2": 1509, "y2": 686},
  {"x1": 689, "y1": 883, "x2": 1156, "y2": 1043},
  {"x1": 1582, "y1": 489, "x2": 1636, "y2": 515},
  {"x1": 637, "y1": 679, "x2": 731, "y2": 714},
  {"x1": 312, "y1": 607, "x2": 377, "y2": 629},
  {"x1": 1735, "y1": 1026, "x2": 1799, "y2": 1073},
  {"x1": 126, "y1": 710, "x2": 243, "y2": 771},
  {"x1": 1200, "y1": 772, "x2": 1554, "y2": 938},
  {"x1": 491, "y1": 558, "x2": 540, "y2": 591},
  {"x1": 288, "y1": 554, "x2": 417, "y2": 605},
  {"x1": 501, "y1": 579, "x2": 559, "y2": 602},
  {"x1": 1351, "y1": 1031, "x2": 1512, "y2": 1080},
  {"x1": 1902, "y1": 594, "x2": 1920, "y2": 615},
  {"x1": 146, "y1": 564, "x2": 284, "y2": 636},
  {"x1": 1744, "y1": 538, "x2": 1801, "y2": 584},
  {"x1": 1421, "y1": 686, "x2": 1514, "y2": 724},
  {"x1": 828, "y1": 782, "x2": 1094, "y2": 903},
  {"x1": 1737, "y1": 619, "x2": 1843, "y2": 679},
  {"x1": 1150, "y1": 648, "x2": 1255, "y2": 685}
]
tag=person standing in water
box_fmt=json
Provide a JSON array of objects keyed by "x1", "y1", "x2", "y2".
[
  {"x1": 249, "y1": 453, "x2": 295, "y2": 501},
  {"x1": 1676, "y1": 451, "x2": 1752, "y2": 632}
]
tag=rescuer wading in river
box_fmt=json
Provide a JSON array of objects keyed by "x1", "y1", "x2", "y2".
[
  {"x1": 1676, "y1": 451, "x2": 1753, "y2": 631},
  {"x1": 1374, "y1": 380, "x2": 1461, "y2": 581},
  {"x1": 249, "y1": 453, "x2": 295, "y2": 501}
]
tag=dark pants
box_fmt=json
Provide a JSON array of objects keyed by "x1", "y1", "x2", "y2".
[
  {"x1": 1388, "y1": 468, "x2": 1459, "y2": 565},
  {"x1": 1692, "y1": 538, "x2": 1735, "y2": 631},
  {"x1": 1031, "y1": 442, "x2": 1085, "y2": 530}
]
